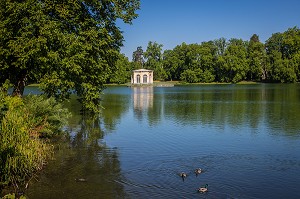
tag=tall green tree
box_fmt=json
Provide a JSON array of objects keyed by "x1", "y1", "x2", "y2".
[
  {"x1": 132, "y1": 46, "x2": 144, "y2": 68},
  {"x1": 247, "y1": 34, "x2": 266, "y2": 81},
  {"x1": 213, "y1": 38, "x2": 227, "y2": 81},
  {"x1": 108, "y1": 53, "x2": 131, "y2": 84},
  {"x1": 265, "y1": 32, "x2": 283, "y2": 55},
  {"x1": 218, "y1": 39, "x2": 249, "y2": 83},
  {"x1": 267, "y1": 50, "x2": 297, "y2": 83},
  {"x1": 265, "y1": 27, "x2": 300, "y2": 82},
  {"x1": 292, "y1": 51, "x2": 300, "y2": 80},
  {"x1": 162, "y1": 42, "x2": 216, "y2": 83},
  {"x1": 162, "y1": 49, "x2": 181, "y2": 81},
  {"x1": 197, "y1": 41, "x2": 216, "y2": 82},
  {"x1": 162, "y1": 42, "x2": 193, "y2": 82},
  {"x1": 179, "y1": 42, "x2": 216, "y2": 83},
  {"x1": 214, "y1": 37, "x2": 227, "y2": 57},
  {"x1": 0, "y1": 0, "x2": 140, "y2": 113},
  {"x1": 144, "y1": 41, "x2": 163, "y2": 63},
  {"x1": 144, "y1": 41, "x2": 167, "y2": 80},
  {"x1": 281, "y1": 27, "x2": 300, "y2": 59}
]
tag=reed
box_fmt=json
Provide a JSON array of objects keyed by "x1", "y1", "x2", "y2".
[{"x1": 0, "y1": 90, "x2": 71, "y2": 196}]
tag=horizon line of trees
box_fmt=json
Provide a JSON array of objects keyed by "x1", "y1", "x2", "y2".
[{"x1": 108, "y1": 26, "x2": 300, "y2": 84}]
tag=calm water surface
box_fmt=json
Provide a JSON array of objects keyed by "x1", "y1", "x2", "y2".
[{"x1": 27, "y1": 84, "x2": 300, "y2": 199}]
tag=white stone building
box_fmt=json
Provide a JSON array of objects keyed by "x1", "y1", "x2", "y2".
[{"x1": 131, "y1": 69, "x2": 153, "y2": 85}]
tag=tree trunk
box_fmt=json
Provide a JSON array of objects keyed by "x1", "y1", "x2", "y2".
[{"x1": 12, "y1": 73, "x2": 26, "y2": 97}]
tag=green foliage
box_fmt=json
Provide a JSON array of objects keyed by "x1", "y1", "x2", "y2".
[
  {"x1": 144, "y1": 41, "x2": 163, "y2": 64},
  {"x1": 0, "y1": 91, "x2": 70, "y2": 192},
  {"x1": 214, "y1": 37, "x2": 227, "y2": 56},
  {"x1": 132, "y1": 46, "x2": 144, "y2": 68},
  {"x1": 0, "y1": 81, "x2": 12, "y2": 122},
  {"x1": 0, "y1": 96, "x2": 48, "y2": 190},
  {"x1": 23, "y1": 95, "x2": 71, "y2": 137},
  {"x1": 221, "y1": 39, "x2": 249, "y2": 83},
  {"x1": 131, "y1": 27, "x2": 300, "y2": 84},
  {"x1": 292, "y1": 52, "x2": 300, "y2": 80},
  {"x1": 0, "y1": 0, "x2": 140, "y2": 113},
  {"x1": 162, "y1": 49, "x2": 182, "y2": 80},
  {"x1": 108, "y1": 53, "x2": 131, "y2": 84},
  {"x1": 144, "y1": 41, "x2": 167, "y2": 80},
  {"x1": 180, "y1": 68, "x2": 215, "y2": 83},
  {"x1": 162, "y1": 42, "x2": 216, "y2": 83},
  {"x1": 247, "y1": 34, "x2": 266, "y2": 81},
  {"x1": 1, "y1": 193, "x2": 26, "y2": 199},
  {"x1": 265, "y1": 27, "x2": 300, "y2": 82},
  {"x1": 200, "y1": 70, "x2": 215, "y2": 83},
  {"x1": 180, "y1": 69, "x2": 198, "y2": 83},
  {"x1": 270, "y1": 54, "x2": 297, "y2": 83}
]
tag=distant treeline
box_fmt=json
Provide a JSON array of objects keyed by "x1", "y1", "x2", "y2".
[{"x1": 108, "y1": 26, "x2": 300, "y2": 84}]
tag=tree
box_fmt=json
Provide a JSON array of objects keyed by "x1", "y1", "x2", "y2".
[
  {"x1": 0, "y1": 0, "x2": 140, "y2": 113},
  {"x1": 268, "y1": 50, "x2": 297, "y2": 83},
  {"x1": 132, "y1": 46, "x2": 144, "y2": 68},
  {"x1": 265, "y1": 27, "x2": 300, "y2": 82},
  {"x1": 281, "y1": 27, "x2": 300, "y2": 59},
  {"x1": 214, "y1": 37, "x2": 227, "y2": 57},
  {"x1": 162, "y1": 47, "x2": 184, "y2": 81},
  {"x1": 144, "y1": 41, "x2": 163, "y2": 63},
  {"x1": 180, "y1": 69, "x2": 198, "y2": 83},
  {"x1": 108, "y1": 53, "x2": 131, "y2": 84},
  {"x1": 219, "y1": 39, "x2": 249, "y2": 83},
  {"x1": 292, "y1": 52, "x2": 300, "y2": 80},
  {"x1": 265, "y1": 32, "x2": 283, "y2": 55},
  {"x1": 162, "y1": 49, "x2": 181, "y2": 81},
  {"x1": 144, "y1": 41, "x2": 167, "y2": 80},
  {"x1": 198, "y1": 41, "x2": 216, "y2": 82},
  {"x1": 162, "y1": 42, "x2": 216, "y2": 83},
  {"x1": 247, "y1": 34, "x2": 266, "y2": 81}
]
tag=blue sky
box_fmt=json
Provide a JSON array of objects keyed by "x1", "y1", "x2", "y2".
[{"x1": 118, "y1": 0, "x2": 300, "y2": 59}]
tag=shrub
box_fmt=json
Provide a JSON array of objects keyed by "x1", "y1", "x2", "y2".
[
  {"x1": 0, "y1": 93, "x2": 70, "y2": 193},
  {"x1": 23, "y1": 95, "x2": 71, "y2": 138}
]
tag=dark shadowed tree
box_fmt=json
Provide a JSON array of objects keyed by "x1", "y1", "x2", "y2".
[{"x1": 132, "y1": 46, "x2": 144, "y2": 68}]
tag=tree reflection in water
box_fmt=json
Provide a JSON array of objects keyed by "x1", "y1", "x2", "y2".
[{"x1": 27, "y1": 114, "x2": 127, "y2": 199}]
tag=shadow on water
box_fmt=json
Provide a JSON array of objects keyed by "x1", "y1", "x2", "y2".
[{"x1": 26, "y1": 103, "x2": 129, "y2": 199}]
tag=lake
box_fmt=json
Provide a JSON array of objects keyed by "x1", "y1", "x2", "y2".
[{"x1": 26, "y1": 84, "x2": 300, "y2": 199}]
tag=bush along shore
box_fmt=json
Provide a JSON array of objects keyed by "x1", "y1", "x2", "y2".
[{"x1": 0, "y1": 85, "x2": 71, "y2": 198}]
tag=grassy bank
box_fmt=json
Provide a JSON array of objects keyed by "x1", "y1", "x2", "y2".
[
  {"x1": 0, "y1": 87, "x2": 71, "y2": 197},
  {"x1": 114, "y1": 80, "x2": 259, "y2": 87}
]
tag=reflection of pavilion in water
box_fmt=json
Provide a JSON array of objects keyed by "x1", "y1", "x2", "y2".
[{"x1": 132, "y1": 87, "x2": 153, "y2": 110}]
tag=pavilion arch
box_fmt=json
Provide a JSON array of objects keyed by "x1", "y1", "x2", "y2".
[{"x1": 131, "y1": 69, "x2": 153, "y2": 85}]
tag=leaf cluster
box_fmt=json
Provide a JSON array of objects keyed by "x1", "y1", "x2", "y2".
[
  {"x1": 0, "y1": 0, "x2": 140, "y2": 113},
  {"x1": 0, "y1": 91, "x2": 70, "y2": 193}
]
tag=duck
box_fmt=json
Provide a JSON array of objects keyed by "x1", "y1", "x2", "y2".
[
  {"x1": 194, "y1": 168, "x2": 202, "y2": 176},
  {"x1": 75, "y1": 178, "x2": 87, "y2": 182},
  {"x1": 180, "y1": 172, "x2": 187, "y2": 181},
  {"x1": 198, "y1": 184, "x2": 208, "y2": 193}
]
